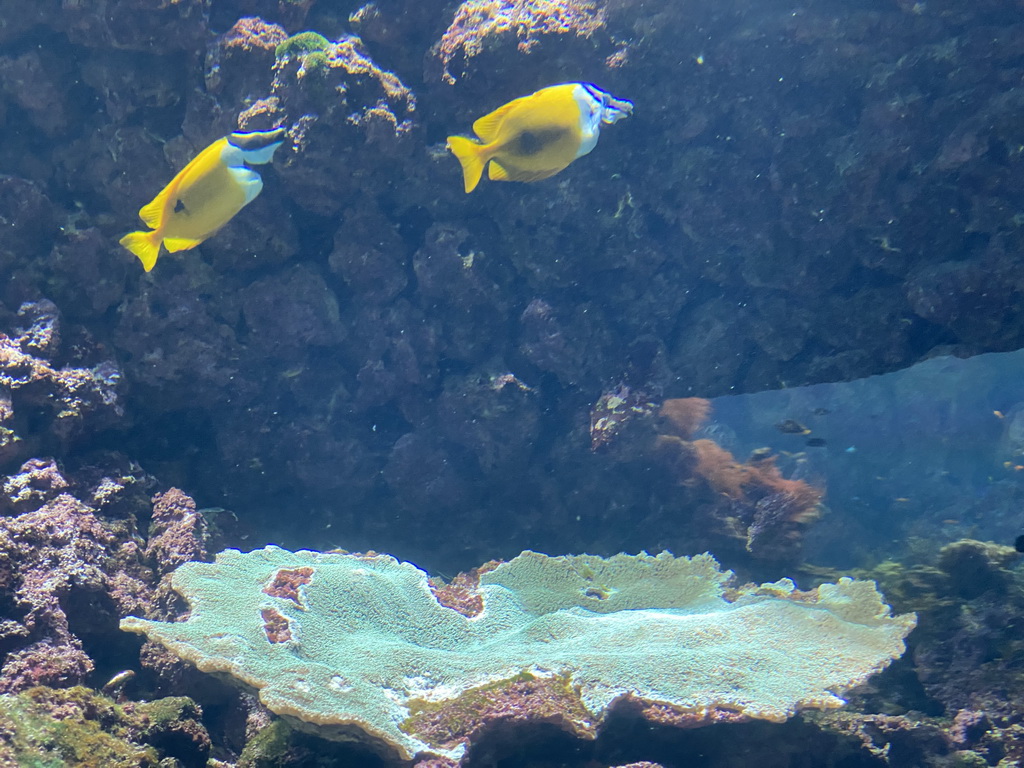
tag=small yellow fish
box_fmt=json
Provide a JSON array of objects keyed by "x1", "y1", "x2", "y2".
[
  {"x1": 446, "y1": 83, "x2": 632, "y2": 193},
  {"x1": 119, "y1": 128, "x2": 286, "y2": 271}
]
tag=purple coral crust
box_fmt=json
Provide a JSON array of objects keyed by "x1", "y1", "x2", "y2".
[
  {"x1": 436, "y1": 0, "x2": 608, "y2": 82},
  {"x1": 427, "y1": 562, "x2": 501, "y2": 619},
  {"x1": 1, "y1": 458, "x2": 69, "y2": 514},
  {"x1": 221, "y1": 17, "x2": 286, "y2": 54},
  {"x1": 0, "y1": 641, "x2": 93, "y2": 692},
  {"x1": 260, "y1": 607, "x2": 293, "y2": 644},
  {"x1": 615, "y1": 694, "x2": 751, "y2": 729},
  {"x1": 0, "y1": 473, "x2": 208, "y2": 694},
  {"x1": 262, "y1": 566, "x2": 313, "y2": 607},
  {"x1": 146, "y1": 489, "x2": 209, "y2": 574},
  {"x1": 412, "y1": 758, "x2": 459, "y2": 768},
  {"x1": 0, "y1": 493, "x2": 113, "y2": 692}
]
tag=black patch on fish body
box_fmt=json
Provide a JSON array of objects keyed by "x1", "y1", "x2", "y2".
[
  {"x1": 509, "y1": 128, "x2": 568, "y2": 157},
  {"x1": 174, "y1": 199, "x2": 188, "y2": 214}
]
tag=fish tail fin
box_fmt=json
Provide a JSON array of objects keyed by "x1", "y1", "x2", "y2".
[
  {"x1": 119, "y1": 230, "x2": 162, "y2": 272},
  {"x1": 446, "y1": 135, "x2": 487, "y2": 193}
]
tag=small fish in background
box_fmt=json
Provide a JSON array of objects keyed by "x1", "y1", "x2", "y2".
[
  {"x1": 446, "y1": 82, "x2": 633, "y2": 193},
  {"x1": 775, "y1": 419, "x2": 811, "y2": 435},
  {"x1": 119, "y1": 128, "x2": 287, "y2": 272},
  {"x1": 1016, "y1": 534, "x2": 1024, "y2": 553},
  {"x1": 805, "y1": 437, "x2": 828, "y2": 448}
]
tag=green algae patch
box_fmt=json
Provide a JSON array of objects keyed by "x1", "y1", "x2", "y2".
[
  {"x1": 275, "y1": 31, "x2": 330, "y2": 60},
  {"x1": 238, "y1": 719, "x2": 294, "y2": 768},
  {"x1": 0, "y1": 686, "x2": 157, "y2": 767},
  {"x1": 0, "y1": 687, "x2": 209, "y2": 767},
  {"x1": 298, "y1": 50, "x2": 330, "y2": 79},
  {"x1": 851, "y1": 560, "x2": 953, "y2": 618}
]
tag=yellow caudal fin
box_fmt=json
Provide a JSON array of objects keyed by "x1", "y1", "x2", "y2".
[
  {"x1": 119, "y1": 231, "x2": 162, "y2": 272},
  {"x1": 447, "y1": 135, "x2": 487, "y2": 193}
]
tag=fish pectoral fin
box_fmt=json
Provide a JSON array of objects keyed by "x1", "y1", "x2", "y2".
[
  {"x1": 138, "y1": 184, "x2": 175, "y2": 228},
  {"x1": 488, "y1": 161, "x2": 562, "y2": 183},
  {"x1": 471, "y1": 96, "x2": 528, "y2": 142},
  {"x1": 163, "y1": 236, "x2": 204, "y2": 253}
]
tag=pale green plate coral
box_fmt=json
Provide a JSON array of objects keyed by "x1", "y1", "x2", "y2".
[{"x1": 121, "y1": 546, "x2": 915, "y2": 761}]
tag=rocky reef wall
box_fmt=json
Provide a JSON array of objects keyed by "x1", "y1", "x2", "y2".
[{"x1": 0, "y1": 0, "x2": 1021, "y2": 564}]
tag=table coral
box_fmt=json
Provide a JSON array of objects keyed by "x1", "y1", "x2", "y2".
[{"x1": 122, "y1": 546, "x2": 914, "y2": 762}]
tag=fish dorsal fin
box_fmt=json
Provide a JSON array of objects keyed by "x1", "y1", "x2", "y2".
[
  {"x1": 472, "y1": 94, "x2": 532, "y2": 143},
  {"x1": 138, "y1": 184, "x2": 175, "y2": 229}
]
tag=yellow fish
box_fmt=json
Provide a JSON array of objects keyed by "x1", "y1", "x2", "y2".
[
  {"x1": 447, "y1": 83, "x2": 632, "y2": 193},
  {"x1": 119, "y1": 128, "x2": 286, "y2": 272}
]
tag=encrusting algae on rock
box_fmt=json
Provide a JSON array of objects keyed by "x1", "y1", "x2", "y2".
[
  {"x1": 436, "y1": 0, "x2": 610, "y2": 83},
  {"x1": 0, "y1": 685, "x2": 210, "y2": 767},
  {"x1": 121, "y1": 545, "x2": 915, "y2": 762}
]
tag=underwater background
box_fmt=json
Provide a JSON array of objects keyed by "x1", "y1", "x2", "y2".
[{"x1": 0, "y1": 0, "x2": 1022, "y2": 764}]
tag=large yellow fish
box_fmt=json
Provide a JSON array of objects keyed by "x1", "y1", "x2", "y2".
[
  {"x1": 119, "y1": 128, "x2": 286, "y2": 272},
  {"x1": 446, "y1": 83, "x2": 632, "y2": 193}
]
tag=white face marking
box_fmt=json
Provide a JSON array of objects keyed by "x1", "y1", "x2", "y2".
[
  {"x1": 583, "y1": 83, "x2": 634, "y2": 124},
  {"x1": 221, "y1": 141, "x2": 271, "y2": 203},
  {"x1": 220, "y1": 141, "x2": 246, "y2": 170},
  {"x1": 572, "y1": 84, "x2": 603, "y2": 159},
  {"x1": 228, "y1": 166, "x2": 264, "y2": 204},
  {"x1": 238, "y1": 140, "x2": 284, "y2": 165}
]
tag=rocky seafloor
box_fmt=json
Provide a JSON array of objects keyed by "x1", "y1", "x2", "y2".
[{"x1": 0, "y1": 0, "x2": 1022, "y2": 764}]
